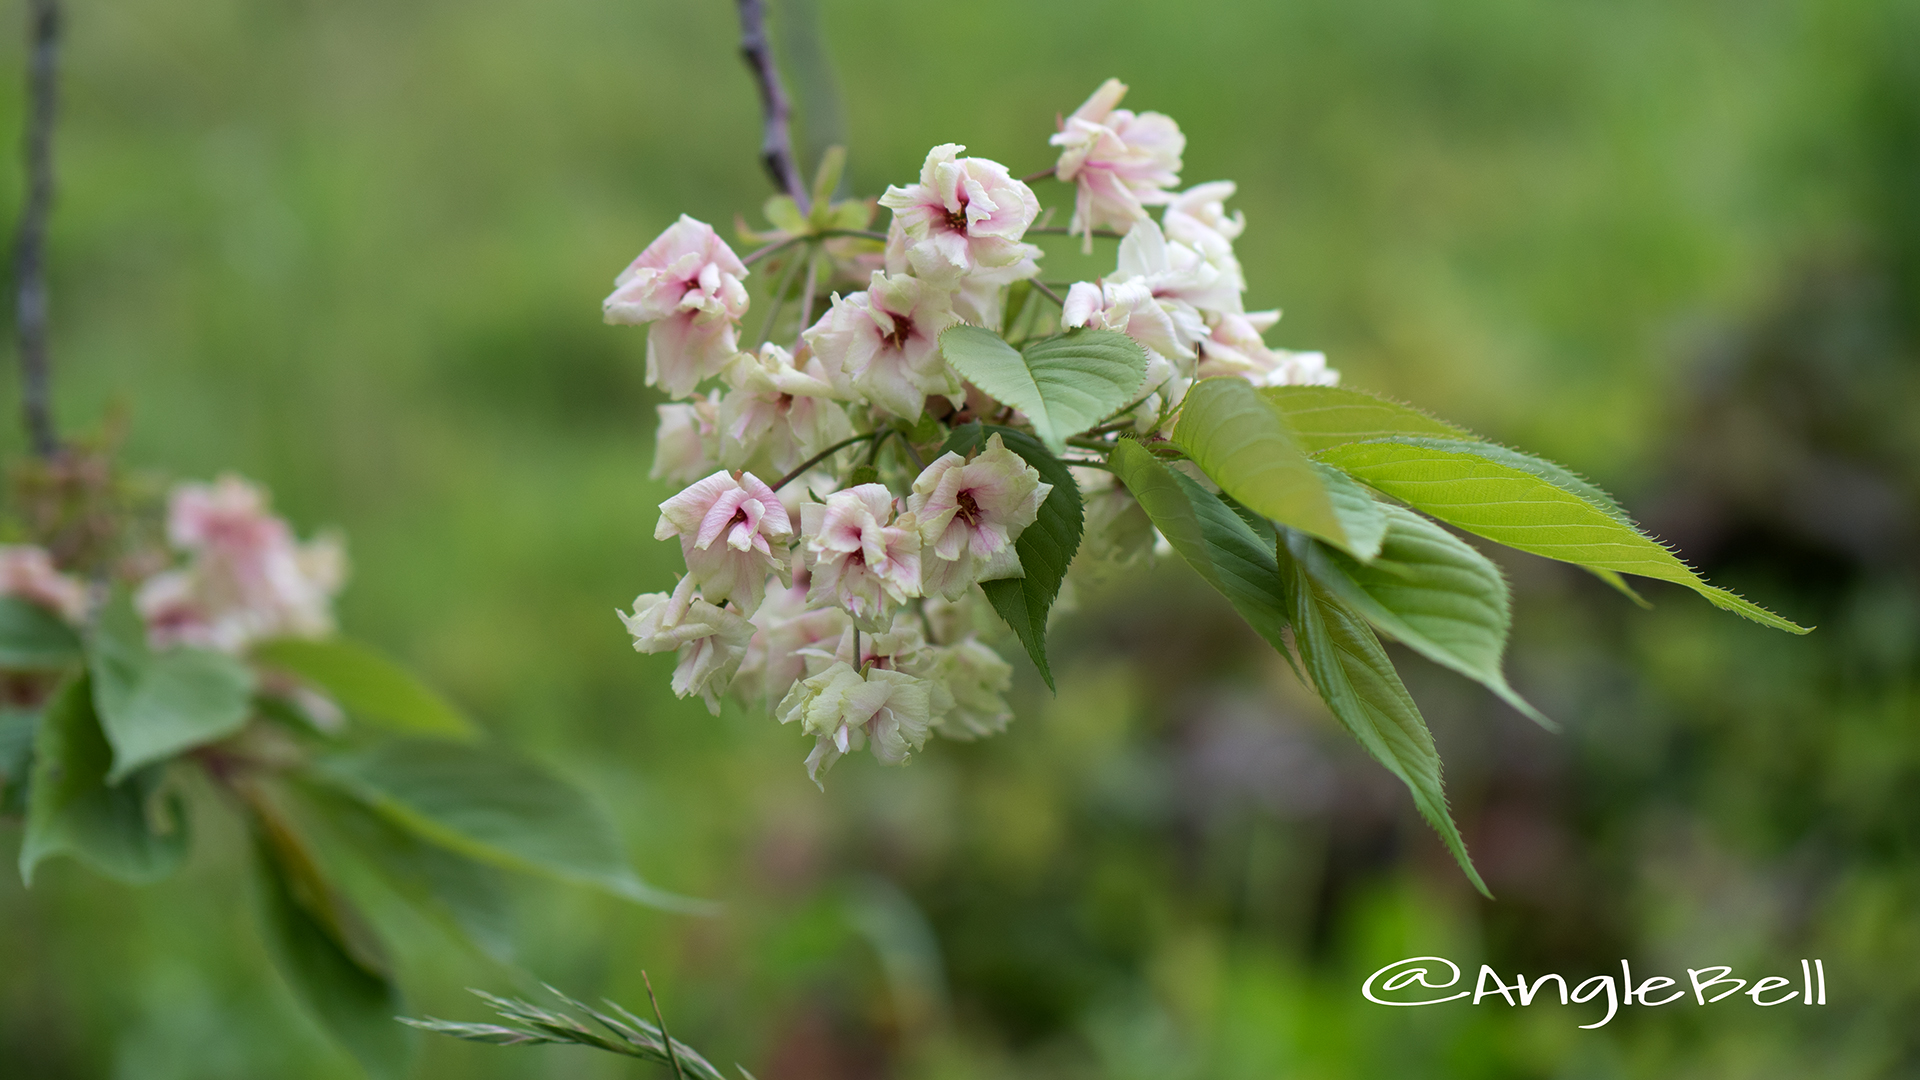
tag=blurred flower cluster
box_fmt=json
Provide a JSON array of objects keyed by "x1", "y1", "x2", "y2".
[
  {"x1": 609, "y1": 79, "x2": 1336, "y2": 782},
  {"x1": 0, "y1": 470, "x2": 344, "y2": 653}
]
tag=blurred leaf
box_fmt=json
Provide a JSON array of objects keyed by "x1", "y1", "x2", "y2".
[
  {"x1": 1317, "y1": 438, "x2": 1810, "y2": 633},
  {"x1": 939, "y1": 327, "x2": 1147, "y2": 454},
  {"x1": 944, "y1": 423, "x2": 1084, "y2": 690},
  {"x1": 1312, "y1": 462, "x2": 1387, "y2": 562},
  {"x1": 297, "y1": 778, "x2": 515, "y2": 963},
  {"x1": 1277, "y1": 546, "x2": 1489, "y2": 896},
  {"x1": 251, "y1": 818, "x2": 412, "y2": 1080},
  {"x1": 1286, "y1": 505, "x2": 1550, "y2": 728},
  {"x1": 306, "y1": 738, "x2": 705, "y2": 912},
  {"x1": 1262, "y1": 385, "x2": 1474, "y2": 454},
  {"x1": 0, "y1": 709, "x2": 38, "y2": 816},
  {"x1": 19, "y1": 674, "x2": 187, "y2": 885},
  {"x1": 1173, "y1": 377, "x2": 1351, "y2": 554},
  {"x1": 89, "y1": 593, "x2": 256, "y2": 782},
  {"x1": 0, "y1": 595, "x2": 82, "y2": 669},
  {"x1": 253, "y1": 636, "x2": 476, "y2": 739},
  {"x1": 1109, "y1": 440, "x2": 1296, "y2": 673}
]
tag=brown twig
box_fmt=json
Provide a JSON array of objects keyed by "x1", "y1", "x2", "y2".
[
  {"x1": 13, "y1": 0, "x2": 62, "y2": 459},
  {"x1": 736, "y1": 0, "x2": 808, "y2": 211}
]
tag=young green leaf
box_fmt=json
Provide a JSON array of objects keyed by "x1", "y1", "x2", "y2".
[
  {"x1": 251, "y1": 823, "x2": 412, "y2": 1080},
  {"x1": 1285, "y1": 506, "x2": 1550, "y2": 728},
  {"x1": 253, "y1": 636, "x2": 477, "y2": 739},
  {"x1": 1312, "y1": 463, "x2": 1387, "y2": 562},
  {"x1": 0, "y1": 595, "x2": 82, "y2": 669},
  {"x1": 944, "y1": 423, "x2": 1085, "y2": 690},
  {"x1": 1171, "y1": 377, "x2": 1352, "y2": 555},
  {"x1": 0, "y1": 709, "x2": 35, "y2": 816},
  {"x1": 1317, "y1": 438, "x2": 1809, "y2": 633},
  {"x1": 88, "y1": 594, "x2": 257, "y2": 782},
  {"x1": 1262, "y1": 385, "x2": 1475, "y2": 454},
  {"x1": 295, "y1": 778, "x2": 515, "y2": 963},
  {"x1": 938, "y1": 326, "x2": 1147, "y2": 454},
  {"x1": 305, "y1": 739, "x2": 709, "y2": 913},
  {"x1": 1278, "y1": 547, "x2": 1489, "y2": 896},
  {"x1": 1108, "y1": 440, "x2": 1295, "y2": 666},
  {"x1": 19, "y1": 674, "x2": 188, "y2": 885}
]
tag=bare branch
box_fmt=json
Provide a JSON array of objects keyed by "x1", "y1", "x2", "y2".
[
  {"x1": 735, "y1": 0, "x2": 807, "y2": 211},
  {"x1": 13, "y1": 0, "x2": 61, "y2": 458}
]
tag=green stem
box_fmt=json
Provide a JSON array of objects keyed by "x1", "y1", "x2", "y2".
[
  {"x1": 752, "y1": 240, "x2": 808, "y2": 347},
  {"x1": 770, "y1": 431, "x2": 878, "y2": 491}
]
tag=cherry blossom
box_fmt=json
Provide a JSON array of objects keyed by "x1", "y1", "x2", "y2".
[
  {"x1": 800, "y1": 484, "x2": 922, "y2": 627},
  {"x1": 878, "y1": 144, "x2": 1041, "y2": 282},
  {"x1": 907, "y1": 434, "x2": 1052, "y2": 600},
  {"x1": 619, "y1": 577, "x2": 756, "y2": 714},
  {"x1": 654, "y1": 470, "x2": 792, "y2": 616},
  {"x1": 776, "y1": 661, "x2": 933, "y2": 784},
  {"x1": 0, "y1": 544, "x2": 87, "y2": 622},
  {"x1": 651, "y1": 395, "x2": 719, "y2": 484},
  {"x1": 1050, "y1": 79, "x2": 1185, "y2": 249},
  {"x1": 136, "y1": 475, "x2": 346, "y2": 653},
  {"x1": 603, "y1": 215, "x2": 750, "y2": 398},
  {"x1": 716, "y1": 343, "x2": 854, "y2": 475},
  {"x1": 803, "y1": 271, "x2": 959, "y2": 420}
]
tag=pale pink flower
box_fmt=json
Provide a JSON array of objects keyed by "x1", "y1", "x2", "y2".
[
  {"x1": 1050, "y1": 79, "x2": 1185, "y2": 250},
  {"x1": 603, "y1": 215, "x2": 750, "y2": 398},
  {"x1": 1061, "y1": 278, "x2": 1187, "y2": 368},
  {"x1": 1195, "y1": 311, "x2": 1339, "y2": 387},
  {"x1": 619, "y1": 577, "x2": 755, "y2": 714},
  {"x1": 800, "y1": 484, "x2": 922, "y2": 627},
  {"x1": 1163, "y1": 181, "x2": 1246, "y2": 248},
  {"x1": 802, "y1": 271, "x2": 959, "y2": 420},
  {"x1": 654, "y1": 470, "x2": 793, "y2": 616},
  {"x1": 913, "y1": 639, "x2": 1014, "y2": 740},
  {"x1": 651, "y1": 395, "x2": 719, "y2": 484},
  {"x1": 716, "y1": 344, "x2": 854, "y2": 475},
  {"x1": 137, "y1": 475, "x2": 347, "y2": 653},
  {"x1": 734, "y1": 570, "x2": 851, "y2": 710},
  {"x1": 775, "y1": 660, "x2": 933, "y2": 784},
  {"x1": 907, "y1": 434, "x2": 1052, "y2": 600},
  {"x1": 949, "y1": 255, "x2": 1041, "y2": 330},
  {"x1": 878, "y1": 144, "x2": 1041, "y2": 282},
  {"x1": 0, "y1": 545, "x2": 87, "y2": 623},
  {"x1": 1114, "y1": 218, "x2": 1239, "y2": 322}
]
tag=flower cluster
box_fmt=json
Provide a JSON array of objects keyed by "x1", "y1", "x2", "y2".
[
  {"x1": 608, "y1": 79, "x2": 1336, "y2": 782},
  {"x1": 0, "y1": 474, "x2": 346, "y2": 655}
]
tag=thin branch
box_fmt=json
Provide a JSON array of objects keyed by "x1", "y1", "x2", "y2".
[
  {"x1": 1024, "y1": 225, "x2": 1123, "y2": 239},
  {"x1": 771, "y1": 431, "x2": 877, "y2": 491},
  {"x1": 1029, "y1": 280, "x2": 1065, "y2": 308},
  {"x1": 14, "y1": 0, "x2": 62, "y2": 459},
  {"x1": 791, "y1": 246, "x2": 821, "y2": 346},
  {"x1": 736, "y1": 0, "x2": 807, "y2": 210},
  {"x1": 1020, "y1": 166, "x2": 1055, "y2": 184},
  {"x1": 751, "y1": 239, "x2": 806, "y2": 347}
]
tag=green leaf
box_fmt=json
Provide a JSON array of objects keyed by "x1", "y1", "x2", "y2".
[
  {"x1": 253, "y1": 636, "x2": 476, "y2": 739},
  {"x1": 1312, "y1": 463, "x2": 1388, "y2": 562},
  {"x1": 1316, "y1": 438, "x2": 1810, "y2": 633},
  {"x1": 19, "y1": 674, "x2": 188, "y2": 885},
  {"x1": 296, "y1": 778, "x2": 515, "y2": 963},
  {"x1": 251, "y1": 818, "x2": 412, "y2": 1080},
  {"x1": 1262, "y1": 385, "x2": 1475, "y2": 454},
  {"x1": 305, "y1": 738, "x2": 707, "y2": 913},
  {"x1": 0, "y1": 709, "x2": 35, "y2": 816},
  {"x1": 943, "y1": 424, "x2": 1084, "y2": 690},
  {"x1": 939, "y1": 326, "x2": 1147, "y2": 454},
  {"x1": 1285, "y1": 506, "x2": 1550, "y2": 728},
  {"x1": 1108, "y1": 440, "x2": 1295, "y2": 669},
  {"x1": 1277, "y1": 546, "x2": 1489, "y2": 896},
  {"x1": 0, "y1": 595, "x2": 82, "y2": 669},
  {"x1": 1171, "y1": 377, "x2": 1351, "y2": 554},
  {"x1": 89, "y1": 594, "x2": 257, "y2": 782}
]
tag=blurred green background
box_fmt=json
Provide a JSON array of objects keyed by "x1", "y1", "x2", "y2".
[{"x1": 2, "y1": 0, "x2": 1917, "y2": 1076}]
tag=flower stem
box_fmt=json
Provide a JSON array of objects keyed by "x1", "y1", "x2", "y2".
[
  {"x1": 1025, "y1": 225, "x2": 1122, "y2": 239},
  {"x1": 752, "y1": 239, "x2": 808, "y2": 347},
  {"x1": 770, "y1": 432, "x2": 878, "y2": 491},
  {"x1": 1029, "y1": 280, "x2": 1065, "y2": 308},
  {"x1": 1020, "y1": 166, "x2": 1055, "y2": 184}
]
